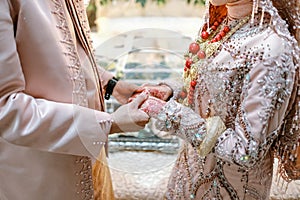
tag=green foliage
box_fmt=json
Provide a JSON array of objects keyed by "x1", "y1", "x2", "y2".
[
  {"x1": 86, "y1": 0, "x2": 97, "y2": 28},
  {"x1": 135, "y1": 0, "x2": 147, "y2": 7},
  {"x1": 86, "y1": 3, "x2": 97, "y2": 11},
  {"x1": 187, "y1": 0, "x2": 205, "y2": 5},
  {"x1": 99, "y1": 0, "x2": 111, "y2": 5},
  {"x1": 135, "y1": 0, "x2": 166, "y2": 7}
]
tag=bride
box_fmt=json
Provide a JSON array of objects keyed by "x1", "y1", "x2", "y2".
[{"x1": 136, "y1": 0, "x2": 300, "y2": 199}]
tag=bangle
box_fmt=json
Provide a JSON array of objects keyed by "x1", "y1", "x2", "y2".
[{"x1": 105, "y1": 77, "x2": 118, "y2": 100}]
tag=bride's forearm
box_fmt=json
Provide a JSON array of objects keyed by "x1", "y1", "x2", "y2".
[{"x1": 154, "y1": 100, "x2": 207, "y2": 147}]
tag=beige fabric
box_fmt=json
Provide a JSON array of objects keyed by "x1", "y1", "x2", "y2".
[{"x1": 0, "y1": 0, "x2": 114, "y2": 199}]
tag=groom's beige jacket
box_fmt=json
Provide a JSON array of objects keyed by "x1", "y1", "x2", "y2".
[{"x1": 0, "y1": 0, "x2": 112, "y2": 199}]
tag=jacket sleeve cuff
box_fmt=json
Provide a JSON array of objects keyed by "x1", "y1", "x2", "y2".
[{"x1": 74, "y1": 106, "x2": 112, "y2": 159}]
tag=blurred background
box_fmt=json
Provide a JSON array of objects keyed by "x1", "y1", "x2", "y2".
[{"x1": 84, "y1": 1, "x2": 205, "y2": 199}]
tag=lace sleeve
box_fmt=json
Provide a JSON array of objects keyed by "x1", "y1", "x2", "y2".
[
  {"x1": 154, "y1": 99, "x2": 226, "y2": 157},
  {"x1": 155, "y1": 100, "x2": 206, "y2": 147}
]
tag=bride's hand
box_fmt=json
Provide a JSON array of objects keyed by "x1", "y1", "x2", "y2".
[
  {"x1": 129, "y1": 92, "x2": 166, "y2": 118},
  {"x1": 134, "y1": 83, "x2": 173, "y2": 101},
  {"x1": 140, "y1": 96, "x2": 166, "y2": 118}
]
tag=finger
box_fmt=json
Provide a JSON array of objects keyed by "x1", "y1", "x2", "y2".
[
  {"x1": 136, "y1": 110, "x2": 150, "y2": 126},
  {"x1": 136, "y1": 120, "x2": 149, "y2": 127},
  {"x1": 128, "y1": 92, "x2": 140, "y2": 102},
  {"x1": 130, "y1": 91, "x2": 149, "y2": 108},
  {"x1": 125, "y1": 110, "x2": 149, "y2": 132},
  {"x1": 135, "y1": 83, "x2": 156, "y2": 93},
  {"x1": 139, "y1": 109, "x2": 150, "y2": 120},
  {"x1": 134, "y1": 87, "x2": 145, "y2": 93},
  {"x1": 146, "y1": 87, "x2": 162, "y2": 97},
  {"x1": 127, "y1": 97, "x2": 134, "y2": 103}
]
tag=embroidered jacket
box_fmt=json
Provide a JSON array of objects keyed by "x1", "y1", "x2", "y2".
[{"x1": 0, "y1": 0, "x2": 113, "y2": 199}]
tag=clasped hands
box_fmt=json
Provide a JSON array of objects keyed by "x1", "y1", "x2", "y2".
[
  {"x1": 131, "y1": 83, "x2": 173, "y2": 116},
  {"x1": 110, "y1": 83, "x2": 172, "y2": 134}
]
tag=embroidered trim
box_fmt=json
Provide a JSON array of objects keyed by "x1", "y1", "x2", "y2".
[
  {"x1": 257, "y1": 54, "x2": 293, "y2": 124},
  {"x1": 75, "y1": 157, "x2": 94, "y2": 200},
  {"x1": 51, "y1": 1, "x2": 93, "y2": 199},
  {"x1": 71, "y1": 0, "x2": 105, "y2": 109},
  {"x1": 51, "y1": 0, "x2": 89, "y2": 107}
]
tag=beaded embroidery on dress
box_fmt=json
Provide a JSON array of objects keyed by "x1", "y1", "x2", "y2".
[
  {"x1": 153, "y1": 0, "x2": 300, "y2": 199},
  {"x1": 266, "y1": 0, "x2": 300, "y2": 183}
]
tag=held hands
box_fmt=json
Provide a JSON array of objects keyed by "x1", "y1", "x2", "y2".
[
  {"x1": 112, "y1": 80, "x2": 139, "y2": 105},
  {"x1": 130, "y1": 93, "x2": 166, "y2": 118},
  {"x1": 110, "y1": 83, "x2": 171, "y2": 134},
  {"x1": 110, "y1": 91, "x2": 150, "y2": 134},
  {"x1": 130, "y1": 84, "x2": 169, "y2": 118},
  {"x1": 111, "y1": 80, "x2": 172, "y2": 105},
  {"x1": 134, "y1": 83, "x2": 173, "y2": 101}
]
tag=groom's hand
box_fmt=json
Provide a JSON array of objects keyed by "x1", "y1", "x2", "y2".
[{"x1": 110, "y1": 91, "x2": 150, "y2": 133}]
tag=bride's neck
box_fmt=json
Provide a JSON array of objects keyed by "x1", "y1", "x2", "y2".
[{"x1": 226, "y1": 0, "x2": 253, "y2": 20}]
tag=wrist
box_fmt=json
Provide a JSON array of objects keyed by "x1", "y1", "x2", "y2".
[
  {"x1": 109, "y1": 121, "x2": 121, "y2": 134},
  {"x1": 109, "y1": 113, "x2": 121, "y2": 134},
  {"x1": 113, "y1": 80, "x2": 139, "y2": 104},
  {"x1": 114, "y1": 81, "x2": 139, "y2": 95}
]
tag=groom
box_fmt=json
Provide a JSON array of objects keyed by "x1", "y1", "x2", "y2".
[{"x1": 0, "y1": 0, "x2": 150, "y2": 199}]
